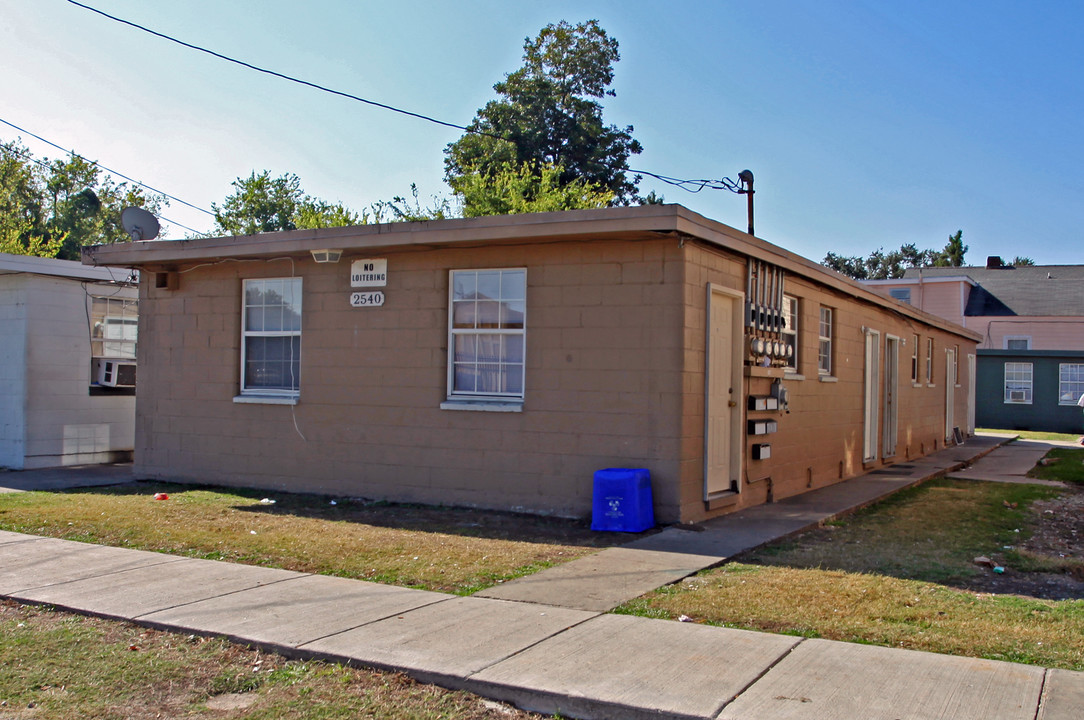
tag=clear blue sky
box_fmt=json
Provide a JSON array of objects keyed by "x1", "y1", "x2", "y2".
[{"x1": 2, "y1": 1, "x2": 1081, "y2": 265}]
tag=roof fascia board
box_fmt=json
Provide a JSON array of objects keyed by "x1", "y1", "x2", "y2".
[
  {"x1": 0, "y1": 252, "x2": 132, "y2": 283},
  {"x1": 80, "y1": 204, "x2": 981, "y2": 342},
  {"x1": 81, "y1": 205, "x2": 684, "y2": 268},
  {"x1": 864, "y1": 276, "x2": 976, "y2": 286}
]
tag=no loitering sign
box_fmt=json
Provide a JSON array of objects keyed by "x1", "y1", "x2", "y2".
[{"x1": 350, "y1": 258, "x2": 387, "y2": 287}]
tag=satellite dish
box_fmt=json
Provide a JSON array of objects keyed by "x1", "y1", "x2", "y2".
[{"x1": 121, "y1": 206, "x2": 160, "y2": 241}]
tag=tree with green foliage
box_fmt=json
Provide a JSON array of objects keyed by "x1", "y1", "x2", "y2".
[
  {"x1": 938, "y1": 229, "x2": 967, "y2": 267},
  {"x1": 1, "y1": 140, "x2": 165, "y2": 259},
  {"x1": 1009, "y1": 256, "x2": 1035, "y2": 267},
  {"x1": 823, "y1": 230, "x2": 969, "y2": 280},
  {"x1": 445, "y1": 20, "x2": 642, "y2": 211},
  {"x1": 370, "y1": 183, "x2": 454, "y2": 223},
  {"x1": 449, "y1": 160, "x2": 613, "y2": 217},
  {"x1": 211, "y1": 171, "x2": 363, "y2": 235}
]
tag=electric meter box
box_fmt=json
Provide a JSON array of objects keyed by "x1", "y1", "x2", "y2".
[{"x1": 591, "y1": 468, "x2": 654, "y2": 533}]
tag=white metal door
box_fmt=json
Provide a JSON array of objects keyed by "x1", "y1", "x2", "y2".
[
  {"x1": 883, "y1": 336, "x2": 899, "y2": 458},
  {"x1": 945, "y1": 350, "x2": 955, "y2": 442},
  {"x1": 967, "y1": 353, "x2": 976, "y2": 434},
  {"x1": 705, "y1": 285, "x2": 743, "y2": 497},
  {"x1": 863, "y1": 330, "x2": 881, "y2": 462}
]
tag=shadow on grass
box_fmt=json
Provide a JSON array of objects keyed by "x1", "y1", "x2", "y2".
[{"x1": 44, "y1": 480, "x2": 640, "y2": 550}]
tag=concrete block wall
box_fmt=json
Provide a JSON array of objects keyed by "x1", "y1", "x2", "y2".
[
  {"x1": 0, "y1": 275, "x2": 28, "y2": 468},
  {"x1": 1, "y1": 273, "x2": 136, "y2": 469},
  {"x1": 682, "y1": 242, "x2": 976, "y2": 522},
  {"x1": 135, "y1": 238, "x2": 689, "y2": 520},
  {"x1": 20, "y1": 276, "x2": 135, "y2": 468}
]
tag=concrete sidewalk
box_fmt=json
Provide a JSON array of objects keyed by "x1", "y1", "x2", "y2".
[
  {"x1": 2, "y1": 437, "x2": 1082, "y2": 719},
  {"x1": 947, "y1": 437, "x2": 1073, "y2": 487}
]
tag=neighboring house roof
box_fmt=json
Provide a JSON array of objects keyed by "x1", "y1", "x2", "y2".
[
  {"x1": 901, "y1": 264, "x2": 1084, "y2": 316},
  {"x1": 0, "y1": 252, "x2": 135, "y2": 283}
]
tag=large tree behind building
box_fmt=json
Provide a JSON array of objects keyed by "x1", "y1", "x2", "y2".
[
  {"x1": 211, "y1": 171, "x2": 363, "y2": 235},
  {"x1": 444, "y1": 20, "x2": 642, "y2": 212},
  {"x1": 1, "y1": 140, "x2": 166, "y2": 259}
]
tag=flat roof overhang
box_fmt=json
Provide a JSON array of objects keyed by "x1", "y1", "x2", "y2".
[{"x1": 82, "y1": 204, "x2": 981, "y2": 342}]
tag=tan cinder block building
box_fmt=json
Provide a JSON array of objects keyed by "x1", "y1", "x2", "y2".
[{"x1": 83, "y1": 205, "x2": 980, "y2": 524}]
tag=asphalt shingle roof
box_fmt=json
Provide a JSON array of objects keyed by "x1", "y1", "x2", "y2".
[{"x1": 901, "y1": 264, "x2": 1084, "y2": 316}]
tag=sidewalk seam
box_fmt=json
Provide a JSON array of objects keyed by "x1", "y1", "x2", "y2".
[
  {"x1": 1032, "y1": 668, "x2": 1049, "y2": 720},
  {"x1": 131, "y1": 573, "x2": 311, "y2": 621},
  {"x1": 461, "y1": 608, "x2": 604, "y2": 682},
  {"x1": 293, "y1": 594, "x2": 456, "y2": 648},
  {"x1": 711, "y1": 637, "x2": 807, "y2": 718}
]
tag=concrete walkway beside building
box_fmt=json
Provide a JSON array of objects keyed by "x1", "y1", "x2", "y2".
[{"x1": 2, "y1": 437, "x2": 1082, "y2": 719}]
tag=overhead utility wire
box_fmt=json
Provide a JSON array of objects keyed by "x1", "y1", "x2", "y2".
[
  {"x1": 0, "y1": 116, "x2": 214, "y2": 218},
  {"x1": 67, "y1": 0, "x2": 473, "y2": 135},
  {"x1": 630, "y1": 169, "x2": 746, "y2": 193},
  {"x1": 1, "y1": 133, "x2": 204, "y2": 235},
  {"x1": 67, "y1": 0, "x2": 740, "y2": 195}
]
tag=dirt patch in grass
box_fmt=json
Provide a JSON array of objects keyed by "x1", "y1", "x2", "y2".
[
  {"x1": 744, "y1": 478, "x2": 1080, "y2": 598},
  {"x1": 616, "y1": 478, "x2": 1084, "y2": 670},
  {"x1": 0, "y1": 599, "x2": 539, "y2": 719},
  {"x1": 0, "y1": 482, "x2": 630, "y2": 594}
]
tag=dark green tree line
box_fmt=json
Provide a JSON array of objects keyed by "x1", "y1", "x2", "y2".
[{"x1": 1, "y1": 140, "x2": 165, "y2": 259}]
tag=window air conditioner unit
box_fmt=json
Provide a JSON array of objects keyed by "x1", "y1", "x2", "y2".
[
  {"x1": 97, "y1": 359, "x2": 137, "y2": 388},
  {"x1": 1008, "y1": 390, "x2": 1026, "y2": 402}
]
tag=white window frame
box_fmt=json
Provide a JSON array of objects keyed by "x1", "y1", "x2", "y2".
[
  {"x1": 889, "y1": 287, "x2": 911, "y2": 304},
  {"x1": 90, "y1": 295, "x2": 138, "y2": 360},
  {"x1": 952, "y1": 344, "x2": 960, "y2": 386},
  {"x1": 818, "y1": 306, "x2": 833, "y2": 376},
  {"x1": 240, "y1": 277, "x2": 302, "y2": 399},
  {"x1": 926, "y1": 337, "x2": 934, "y2": 385},
  {"x1": 445, "y1": 268, "x2": 526, "y2": 406},
  {"x1": 910, "y1": 334, "x2": 919, "y2": 384},
  {"x1": 781, "y1": 295, "x2": 799, "y2": 374},
  {"x1": 1058, "y1": 363, "x2": 1084, "y2": 406},
  {"x1": 1004, "y1": 362, "x2": 1033, "y2": 404},
  {"x1": 1004, "y1": 336, "x2": 1031, "y2": 350}
]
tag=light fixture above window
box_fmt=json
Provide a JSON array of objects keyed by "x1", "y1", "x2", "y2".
[{"x1": 311, "y1": 249, "x2": 342, "y2": 263}]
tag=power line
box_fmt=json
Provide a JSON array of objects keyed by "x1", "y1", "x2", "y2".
[
  {"x1": 66, "y1": 0, "x2": 740, "y2": 196},
  {"x1": 630, "y1": 169, "x2": 746, "y2": 194},
  {"x1": 66, "y1": 0, "x2": 476, "y2": 136},
  {"x1": 1, "y1": 135, "x2": 204, "y2": 236},
  {"x1": 0, "y1": 116, "x2": 214, "y2": 218}
]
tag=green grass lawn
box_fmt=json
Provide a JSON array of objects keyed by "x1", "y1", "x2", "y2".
[
  {"x1": 1028, "y1": 447, "x2": 1084, "y2": 486},
  {"x1": 0, "y1": 482, "x2": 621, "y2": 595},
  {"x1": 616, "y1": 478, "x2": 1084, "y2": 671},
  {"x1": 977, "y1": 428, "x2": 1082, "y2": 442},
  {"x1": 0, "y1": 600, "x2": 538, "y2": 719}
]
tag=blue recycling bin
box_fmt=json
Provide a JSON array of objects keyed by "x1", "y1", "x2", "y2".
[{"x1": 591, "y1": 468, "x2": 654, "y2": 532}]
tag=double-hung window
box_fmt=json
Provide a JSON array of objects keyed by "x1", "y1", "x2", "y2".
[
  {"x1": 818, "y1": 306, "x2": 833, "y2": 375},
  {"x1": 910, "y1": 334, "x2": 919, "y2": 383},
  {"x1": 448, "y1": 269, "x2": 526, "y2": 401},
  {"x1": 90, "y1": 296, "x2": 138, "y2": 360},
  {"x1": 1059, "y1": 363, "x2": 1084, "y2": 405},
  {"x1": 241, "y1": 278, "x2": 302, "y2": 397},
  {"x1": 1004, "y1": 362, "x2": 1032, "y2": 404},
  {"x1": 926, "y1": 338, "x2": 934, "y2": 384},
  {"x1": 781, "y1": 295, "x2": 799, "y2": 372}
]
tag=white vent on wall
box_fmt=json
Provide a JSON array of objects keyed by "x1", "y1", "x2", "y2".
[{"x1": 96, "y1": 359, "x2": 137, "y2": 388}]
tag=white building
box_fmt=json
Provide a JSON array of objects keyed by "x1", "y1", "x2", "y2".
[{"x1": 0, "y1": 253, "x2": 137, "y2": 469}]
